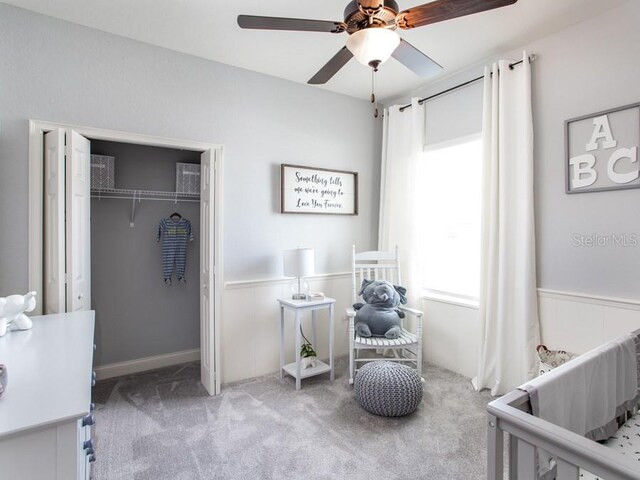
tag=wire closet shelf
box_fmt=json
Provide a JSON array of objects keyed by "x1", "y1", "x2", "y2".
[
  {"x1": 91, "y1": 188, "x2": 200, "y2": 228},
  {"x1": 90, "y1": 188, "x2": 200, "y2": 203}
]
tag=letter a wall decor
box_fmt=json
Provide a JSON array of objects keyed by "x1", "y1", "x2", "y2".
[{"x1": 566, "y1": 103, "x2": 640, "y2": 193}]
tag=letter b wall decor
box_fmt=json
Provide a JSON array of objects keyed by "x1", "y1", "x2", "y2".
[{"x1": 566, "y1": 103, "x2": 640, "y2": 194}]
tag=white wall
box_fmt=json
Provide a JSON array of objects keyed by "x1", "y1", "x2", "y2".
[
  {"x1": 390, "y1": 1, "x2": 640, "y2": 378},
  {"x1": 538, "y1": 290, "x2": 640, "y2": 354},
  {"x1": 0, "y1": 5, "x2": 381, "y2": 383},
  {"x1": 223, "y1": 274, "x2": 353, "y2": 383},
  {"x1": 421, "y1": 299, "x2": 479, "y2": 379},
  {"x1": 422, "y1": 290, "x2": 640, "y2": 381}
]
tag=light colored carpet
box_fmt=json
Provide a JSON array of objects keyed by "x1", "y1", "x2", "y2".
[{"x1": 92, "y1": 359, "x2": 493, "y2": 480}]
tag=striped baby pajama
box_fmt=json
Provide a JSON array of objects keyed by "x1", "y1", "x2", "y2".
[{"x1": 157, "y1": 217, "x2": 194, "y2": 284}]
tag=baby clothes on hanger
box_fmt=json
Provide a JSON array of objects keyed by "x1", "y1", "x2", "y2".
[{"x1": 157, "y1": 215, "x2": 194, "y2": 285}]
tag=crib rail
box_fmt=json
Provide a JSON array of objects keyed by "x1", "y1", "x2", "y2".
[{"x1": 487, "y1": 390, "x2": 640, "y2": 480}]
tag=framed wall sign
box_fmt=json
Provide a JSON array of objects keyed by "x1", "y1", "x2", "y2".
[
  {"x1": 280, "y1": 164, "x2": 358, "y2": 215},
  {"x1": 566, "y1": 103, "x2": 640, "y2": 193}
]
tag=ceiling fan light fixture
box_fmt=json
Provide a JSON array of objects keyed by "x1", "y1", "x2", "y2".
[{"x1": 345, "y1": 27, "x2": 400, "y2": 67}]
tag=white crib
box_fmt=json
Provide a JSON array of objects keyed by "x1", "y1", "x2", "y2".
[{"x1": 487, "y1": 332, "x2": 640, "y2": 480}]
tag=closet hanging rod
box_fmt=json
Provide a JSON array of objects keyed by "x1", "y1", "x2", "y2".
[{"x1": 398, "y1": 54, "x2": 536, "y2": 112}]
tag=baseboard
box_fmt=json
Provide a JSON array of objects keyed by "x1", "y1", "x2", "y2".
[{"x1": 94, "y1": 348, "x2": 201, "y2": 381}]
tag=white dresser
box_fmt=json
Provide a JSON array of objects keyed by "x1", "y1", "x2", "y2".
[{"x1": 0, "y1": 311, "x2": 96, "y2": 480}]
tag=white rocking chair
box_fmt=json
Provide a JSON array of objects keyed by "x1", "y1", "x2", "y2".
[{"x1": 347, "y1": 245, "x2": 424, "y2": 385}]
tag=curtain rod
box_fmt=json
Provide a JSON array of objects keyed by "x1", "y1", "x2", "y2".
[{"x1": 398, "y1": 54, "x2": 536, "y2": 112}]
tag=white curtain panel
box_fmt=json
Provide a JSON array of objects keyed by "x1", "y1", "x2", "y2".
[
  {"x1": 473, "y1": 52, "x2": 541, "y2": 396},
  {"x1": 379, "y1": 98, "x2": 426, "y2": 306}
]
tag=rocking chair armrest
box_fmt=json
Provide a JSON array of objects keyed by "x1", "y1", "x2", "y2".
[
  {"x1": 399, "y1": 306, "x2": 423, "y2": 319},
  {"x1": 346, "y1": 308, "x2": 356, "y2": 328}
]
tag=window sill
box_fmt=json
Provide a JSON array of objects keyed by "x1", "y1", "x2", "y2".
[{"x1": 421, "y1": 291, "x2": 479, "y2": 310}]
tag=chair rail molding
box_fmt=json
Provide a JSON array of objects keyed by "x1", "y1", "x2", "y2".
[
  {"x1": 225, "y1": 272, "x2": 350, "y2": 290},
  {"x1": 537, "y1": 288, "x2": 640, "y2": 311}
]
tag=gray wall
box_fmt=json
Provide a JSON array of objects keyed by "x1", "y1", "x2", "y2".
[
  {"x1": 527, "y1": 1, "x2": 640, "y2": 298},
  {"x1": 0, "y1": 4, "x2": 381, "y2": 295},
  {"x1": 385, "y1": 1, "x2": 640, "y2": 299},
  {"x1": 90, "y1": 141, "x2": 200, "y2": 365}
]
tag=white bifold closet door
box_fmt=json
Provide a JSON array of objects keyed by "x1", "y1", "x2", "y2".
[
  {"x1": 44, "y1": 129, "x2": 66, "y2": 314},
  {"x1": 43, "y1": 128, "x2": 92, "y2": 314},
  {"x1": 66, "y1": 131, "x2": 91, "y2": 312},
  {"x1": 200, "y1": 148, "x2": 217, "y2": 394},
  {"x1": 42, "y1": 128, "x2": 218, "y2": 395}
]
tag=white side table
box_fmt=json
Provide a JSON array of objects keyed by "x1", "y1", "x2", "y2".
[{"x1": 277, "y1": 297, "x2": 335, "y2": 390}]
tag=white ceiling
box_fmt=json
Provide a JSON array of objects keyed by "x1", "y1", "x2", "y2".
[{"x1": 2, "y1": 0, "x2": 628, "y2": 101}]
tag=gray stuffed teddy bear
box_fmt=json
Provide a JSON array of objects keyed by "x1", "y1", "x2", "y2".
[{"x1": 353, "y1": 279, "x2": 408, "y2": 339}]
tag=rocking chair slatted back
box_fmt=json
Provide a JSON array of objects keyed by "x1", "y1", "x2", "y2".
[
  {"x1": 351, "y1": 245, "x2": 402, "y2": 305},
  {"x1": 348, "y1": 245, "x2": 423, "y2": 385}
]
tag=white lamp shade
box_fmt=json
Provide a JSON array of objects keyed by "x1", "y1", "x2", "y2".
[
  {"x1": 283, "y1": 248, "x2": 315, "y2": 278},
  {"x1": 346, "y1": 28, "x2": 401, "y2": 66}
]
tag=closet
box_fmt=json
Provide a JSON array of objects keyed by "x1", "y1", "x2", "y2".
[
  {"x1": 33, "y1": 123, "x2": 221, "y2": 395},
  {"x1": 89, "y1": 141, "x2": 201, "y2": 372}
]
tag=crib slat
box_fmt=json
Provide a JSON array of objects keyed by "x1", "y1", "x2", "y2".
[
  {"x1": 487, "y1": 413, "x2": 504, "y2": 480},
  {"x1": 556, "y1": 459, "x2": 579, "y2": 480},
  {"x1": 516, "y1": 439, "x2": 536, "y2": 480},
  {"x1": 508, "y1": 433, "x2": 518, "y2": 479}
]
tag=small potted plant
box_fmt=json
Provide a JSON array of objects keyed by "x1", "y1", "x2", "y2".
[{"x1": 300, "y1": 327, "x2": 317, "y2": 370}]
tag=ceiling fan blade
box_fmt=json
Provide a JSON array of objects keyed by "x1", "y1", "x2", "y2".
[
  {"x1": 308, "y1": 47, "x2": 353, "y2": 85},
  {"x1": 397, "y1": 0, "x2": 517, "y2": 29},
  {"x1": 392, "y1": 39, "x2": 443, "y2": 78},
  {"x1": 237, "y1": 15, "x2": 345, "y2": 33}
]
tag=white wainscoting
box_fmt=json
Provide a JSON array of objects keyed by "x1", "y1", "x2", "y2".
[
  {"x1": 537, "y1": 289, "x2": 640, "y2": 354},
  {"x1": 420, "y1": 289, "x2": 640, "y2": 381},
  {"x1": 220, "y1": 280, "x2": 640, "y2": 384},
  {"x1": 222, "y1": 273, "x2": 353, "y2": 384},
  {"x1": 421, "y1": 298, "x2": 480, "y2": 379}
]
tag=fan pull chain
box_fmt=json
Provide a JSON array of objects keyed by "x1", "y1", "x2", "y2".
[{"x1": 371, "y1": 67, "x2": 379, "y2": 118}]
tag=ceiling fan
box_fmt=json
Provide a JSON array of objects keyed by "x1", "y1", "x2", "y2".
[{"x1": 237, "y1": 0, "x2": 518, "y2": 85}]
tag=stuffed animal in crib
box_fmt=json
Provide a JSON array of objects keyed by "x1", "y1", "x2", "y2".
[
  {"x1": 0, "y1": 291, "x2": 37, "y2": 337},
  {"x1": 353, "y1": 280, "x2": 407, "y2": 339}
]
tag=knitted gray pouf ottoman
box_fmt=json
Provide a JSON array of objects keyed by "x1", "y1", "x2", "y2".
[{"x1": 354, "y1": 361, "x2": 423, "y2": 417}]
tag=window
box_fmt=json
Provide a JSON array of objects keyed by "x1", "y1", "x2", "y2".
[{"x1": 420, "y1": 134, "x2": 482, "y2": 302}]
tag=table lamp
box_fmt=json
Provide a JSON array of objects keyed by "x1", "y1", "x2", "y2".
[{"x1": 283, "y1": 248, "x2": 315, "y2": 300}]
